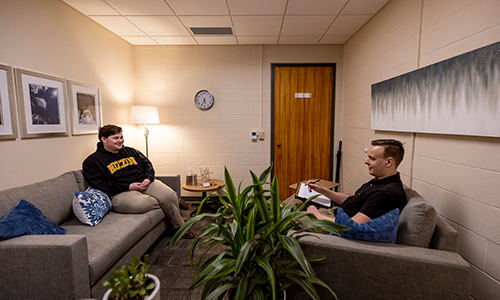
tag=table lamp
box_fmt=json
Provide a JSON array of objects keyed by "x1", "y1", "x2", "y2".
[{"x1": 130, "y1": 105, "x2": 160, "y2": 157}]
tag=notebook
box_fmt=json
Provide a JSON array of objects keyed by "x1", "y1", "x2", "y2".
[{"x1": 294, "y1": 183, "x2": 332, "y2": 208}]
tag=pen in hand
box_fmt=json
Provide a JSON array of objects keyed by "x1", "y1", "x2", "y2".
[
  {"x1": 307, "y1": 179, "x2": 320, "y2": 186},
  {"x1": 307, "y1": 179, "x2": 320, "y2": 192}
]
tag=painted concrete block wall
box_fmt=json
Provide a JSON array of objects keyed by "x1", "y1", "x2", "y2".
[
  {"x1": 342, "y1": 0, "x2": 500, "y2": 299},
  {"x1": 0, "y1": 0, "x2": 135, "y2": 190},
  {"x1": 133, "y1": 45, "x2": 266, "y2": 194},
  {"x1": 133, "y1": 45, "x2": 343, "y2": 196}
]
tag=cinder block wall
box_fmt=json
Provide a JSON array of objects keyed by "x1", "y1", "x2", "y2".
[
  {"x1": 342, "y1": 0, "x2": 500, "y2": 299},
  {"x1": 132, "y1": 45, "x2": 343, "y2": 196}
]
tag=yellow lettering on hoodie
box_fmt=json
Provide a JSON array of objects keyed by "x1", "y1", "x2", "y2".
[{"x1": 107, "y1": 156, "x2": 138, "y2": 175}]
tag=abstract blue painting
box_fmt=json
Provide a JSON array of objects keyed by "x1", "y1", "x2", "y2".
[{"x1": 371, "y1": 41, "x2": 500, "y2": 137}]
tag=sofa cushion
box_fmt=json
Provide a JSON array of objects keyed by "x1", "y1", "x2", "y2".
[
  {"x1": 0, "y1": 200, "x2": 65, "y2": 240},
  {"x1": 335, "y1": 207, "x2": 400, "y2": 244},
  {"x1": 73, "y1": 187, "x2": 112, "y2": 226},
  {"x1": 72, "y1": 170, "x2": 89, "y2": 192},
  {"x1": 397, "y1": 186, "x2": 438, "y2": 248},
  {"x1": 0, "y1": 171, "x2": 79, "y2": 224},
  {"x1": 62, "y1": 209, "x2": 164, "y2": 286}
]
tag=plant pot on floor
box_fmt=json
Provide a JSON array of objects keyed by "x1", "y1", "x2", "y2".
[{"x1": 103, "y1": 273, "x2": 160, "y2": 300}]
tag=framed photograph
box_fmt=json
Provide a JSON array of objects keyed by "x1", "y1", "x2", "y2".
[
  {"x1": 67, "y1": 80, "x2": 101, "y2": 135},
  {"x1": 0, "y1": 64, "x2": 17, "y2": 140},
  {"x1": 15, "y1": 68, "x2": 68, "y2": 138}
]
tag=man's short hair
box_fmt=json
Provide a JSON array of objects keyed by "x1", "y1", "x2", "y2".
[
  {"x1": 98, "y1": 124, "x2": 123, "y2": 141},
  {"x1": 371, "y1": 139, "x2": 405, "y2": 167}
]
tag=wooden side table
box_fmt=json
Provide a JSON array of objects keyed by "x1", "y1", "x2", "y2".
[
  {"x1": 289, "y1": 179, "x2": 339, "y2": 190},
  {"x1": 182, "y1": 179, "x2": 225, "y2": 198},
  {"x1": 183, "y1": 179, "x2": 225, "y2": 217}
]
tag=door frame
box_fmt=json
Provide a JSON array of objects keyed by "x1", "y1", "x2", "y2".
[{"x1": 270, "y1": 63, "x2": 337, "y2": 181}]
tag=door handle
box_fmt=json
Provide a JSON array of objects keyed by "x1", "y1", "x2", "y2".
[{"x1": 276, "y1": 142, "x2": 281, "y2": 147}]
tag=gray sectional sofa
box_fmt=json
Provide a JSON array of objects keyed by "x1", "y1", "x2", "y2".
[
  {"x1": 0, "y1": 171, "x2": 471, "y2": 300},
  {"x1": 0, "y1": 170, "x2": 180, "y2": 300},
  {"x1": 288, "y1": 185, "x2": 471, "y2": 300}
]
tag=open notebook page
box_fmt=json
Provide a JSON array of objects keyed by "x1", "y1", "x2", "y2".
[{"x1": 296, "y1": 183, "x2": 332, "y2": 208}]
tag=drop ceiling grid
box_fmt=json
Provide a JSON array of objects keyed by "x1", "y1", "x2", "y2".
[{"x1": 61, "y1": 0, "x2": 391, "y2": 45}]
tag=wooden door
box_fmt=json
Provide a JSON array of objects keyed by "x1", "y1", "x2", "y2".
[{"x1": 272, "y1": 65, "x2": 334, "y2": 200}]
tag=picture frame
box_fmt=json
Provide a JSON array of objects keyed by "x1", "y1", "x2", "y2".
[
  {"x1": 0, "y1": 64, "x2": 17, "y2": 140},
  {"x1": 15, "y1": 68, "x2": 68, "y2": 138},
  {"x1": 67, "y1": 80, "x2": 102, "y2": 135}
]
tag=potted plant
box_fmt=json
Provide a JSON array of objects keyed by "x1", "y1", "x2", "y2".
[
  {"x1": 102, "y1": 255, "x2": 160, "y2": 300},
  {"x1": 171, "y1": 166, "x2": 349, "y2": 300}
]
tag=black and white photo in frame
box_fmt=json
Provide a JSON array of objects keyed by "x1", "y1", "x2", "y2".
[
  {"x1": 0, "y1": 64, "x2": 17, "y2": 140},
  {"x1": 15, "y1": 68, "x2": 68, "y2": 138},
  {"x1": 68, "y1": 80, "x2": 101, "y2": 135}
]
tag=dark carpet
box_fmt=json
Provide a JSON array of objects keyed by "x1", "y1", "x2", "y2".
[{"x1": 145, "y1": 201, "x2": 222, "y2": 300}]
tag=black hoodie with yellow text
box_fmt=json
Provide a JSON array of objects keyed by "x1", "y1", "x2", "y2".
[{"x1": 82, "y1": 142, "x2": 154, "y2": 196}]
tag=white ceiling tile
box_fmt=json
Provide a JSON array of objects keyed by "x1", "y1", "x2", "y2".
[
  {"x1": 61, "y1": 0, "x2": 385, "y2": 45},
  {"x1": 105, "y1": 0, "x2": 174, "y2": 16},
  {"x1": 121, "y1": 36, "x2": 158, "y2": 45},
  {"x1": 238, "y1": 36, "x2": 279, "y2": 45},
  {"x1": 286, "y1": 0, "x2": 347, "y2": 15},
  {"x1": 341, "y1": 0, "x2": 390, "y2": 15},
  {"x1": 153, "y1": 36, "x2": 198, "y2": 45},
  {"x1": 166, "y1": 0, "x2": 229, "y2": 15},
  {"x1": 278, "y1": 36, "x2": 322, "y2": 44},
  {"x1": 89, "y1": 16, "x2": 144, "y2": 35},
  {"x1": 127, "y1": 16, "x2": 189, "y2": 36},
  {"x1": 62, "y1": 0, "x2": 118, "y2": 15},
  {"x1": 281, "y1": 16, "x2": 334, "y2": 36},
  {"x1": 194, "y1": 36, "x2": 238, "y2": 45},
  {"x1": 232, "y1": 16, "x2": 283, "y2": 36},
  {"x1": 319, "y1": 35, "x2": 350, "y2": 44},
  {"x1": 179, "y1": 16, "x2": 232, "y2": 28},
  {"x1": 325, "y1": 15, "x2": 372, "y2": 36},
  {"x1": 227, "y1": 0, "x2": 287, "y2": 15}
]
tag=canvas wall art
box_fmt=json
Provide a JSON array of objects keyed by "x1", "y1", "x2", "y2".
[
  {"x1": 371, "y1": 41, "x2": 500, "y2": 137},
  {"x1": 15, "y1": 68, "x2": 68, "y2": 138}
]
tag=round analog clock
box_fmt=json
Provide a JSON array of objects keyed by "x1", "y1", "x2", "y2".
[{"x1": 194, "y1": 90, "x2": 215, "y2": 110}]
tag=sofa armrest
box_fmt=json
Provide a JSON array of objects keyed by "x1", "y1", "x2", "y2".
[
  {"x1": 430, "y1": 216, "x2": 459, "y2": 252},
  {"x1": 0, "y1": 235, "x2": 90, "y2": 300},
  {"x1": 155, "y1": 174, "x2": 181, "y2": 199},
  {"x1": 289, "y1": 233, "x2": 470, "y2": 300}
]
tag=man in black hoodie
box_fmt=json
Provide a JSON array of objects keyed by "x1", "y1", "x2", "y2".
[{"x1": 83, "y1": 124, "x2": 194, "y2": 239}]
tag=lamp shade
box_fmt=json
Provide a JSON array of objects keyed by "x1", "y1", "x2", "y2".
[{"x1": 130, "y1": 106, "x2": 160, "y2": 125}]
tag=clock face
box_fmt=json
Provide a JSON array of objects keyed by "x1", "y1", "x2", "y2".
[{"x1": 194, "y1": 90, "x2": 214, "y2": 110}]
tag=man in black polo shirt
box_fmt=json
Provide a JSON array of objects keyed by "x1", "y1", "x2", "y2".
[{"x1": 304, "y1": 139, "x2": 407, "y2": 224}]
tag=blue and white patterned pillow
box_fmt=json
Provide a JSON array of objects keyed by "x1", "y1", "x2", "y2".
[{"x1": 72, "y1": 187, "x2": 112, "y2": 226}]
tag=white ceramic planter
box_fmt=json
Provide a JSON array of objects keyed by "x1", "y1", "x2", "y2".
[{"x1": 102, "y1": 273, "x2": 160, "y2": 300}]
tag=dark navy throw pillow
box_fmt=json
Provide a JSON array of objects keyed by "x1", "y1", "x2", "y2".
[
  {"x1": 0, "y1": 200, "x2": 66, "y2": 241},
  {"x1": 334, "y1": 207, "x2": 399, "y2": 244}
]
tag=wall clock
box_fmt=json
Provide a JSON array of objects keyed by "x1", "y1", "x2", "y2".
[{"x1": 194, "y1": 90, "x2": 215, "y2": 110}]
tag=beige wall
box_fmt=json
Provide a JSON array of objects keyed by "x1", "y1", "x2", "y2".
[
  {"x1": 134, "y1": 44, "x2": 343, "y2": 195},
  {"x1": 2, "y1": 0, "x2": 498, "y2": 297},
  {"x1": 342, "y1": 0, "x2": 500, "y2": 299},
  {"x1": 0, "y1": 0, "x2": 135, "y2": 190}
]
